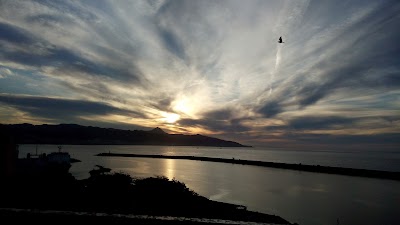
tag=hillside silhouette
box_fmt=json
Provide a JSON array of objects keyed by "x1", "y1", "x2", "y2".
[{"x1": 0, "y1": 123, "x2": 249, "y2": 147}]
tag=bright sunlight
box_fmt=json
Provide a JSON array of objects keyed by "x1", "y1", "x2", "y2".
[{"x1": 161, "y1": 112, "x2": 181, "y2": 124}]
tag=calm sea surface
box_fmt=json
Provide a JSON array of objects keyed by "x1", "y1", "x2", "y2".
[{"x1": 19, "y1": 145, "x2": 400, "y2": 225}]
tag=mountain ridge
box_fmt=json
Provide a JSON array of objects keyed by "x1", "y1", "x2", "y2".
[{"x1": 0, "y1": 123, "x2": 250, "y2": 147}]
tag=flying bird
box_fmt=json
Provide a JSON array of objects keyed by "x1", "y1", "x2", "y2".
[{"x1": 278, "y1": 36, "x2": 284, "y2": 43}]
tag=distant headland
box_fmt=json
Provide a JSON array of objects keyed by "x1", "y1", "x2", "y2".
[{"x1": 0, "y1": 123, "x2": 250, "y2": 147}]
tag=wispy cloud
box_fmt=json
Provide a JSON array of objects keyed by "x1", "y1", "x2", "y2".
[{"x1": 0, "y1": 67, "x2": 13, "y2": 78}]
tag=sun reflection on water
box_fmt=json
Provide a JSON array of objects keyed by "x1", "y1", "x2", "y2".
[{"x1": 164, "y1": 159, "x2": 175, "y2": 180}]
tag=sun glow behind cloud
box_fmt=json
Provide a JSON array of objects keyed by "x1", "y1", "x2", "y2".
[{"x1": 161, "y1": 112, "x2": 181, "y2": 124}]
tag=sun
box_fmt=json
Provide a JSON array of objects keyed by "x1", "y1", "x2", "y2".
[{"x1": 162, "y1": 112, "x2": 181, "y2": 123}]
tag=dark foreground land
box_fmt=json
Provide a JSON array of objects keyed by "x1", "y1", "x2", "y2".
[
  {"x1": 0, "y1": 208, "x2": 292, "y2": 225},
  {"x1": 0, "y1": 168, "x2": 292, "y2": 225},
  {"x1": 97, "y1": 153, "x2": 400, "y2": 181},
  {"x1": 0, "y1": 208, "x2": 285, "y2": 225}
]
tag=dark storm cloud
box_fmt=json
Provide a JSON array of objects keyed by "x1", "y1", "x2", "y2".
[
  {"x1": 150, "y1": 97, "x2": 174, "y2": 112},
  {"x1": 0, "y1": 94, "x2": 144, "y2": 121},
  {"x1": 0, "y1": 22, "x2": 141, "y2": 83},
  {"x1": 179, "y1": 118, "x2": 250, "y2": 133},
  {"x1": 258, "y1": 101, "x2": 284, "y2": 118},
  {"x1": 282, "y1": 132, "x2": 400, "y2": 146},
  {"x1": 179, "y1": 107, "x2": 251, "y2": 133},
  {"x1": 26, "y1": 14, "x2": 73, "y2": 28},
  {"x1": 297, "y1": 65, "x2": 369, "y2": 108},
  {"x1": 58, "y1": 80, "x2": 128, "y2": 105},
  {"x1": 0, "y1": 22, "x2": 35, "y2": 44},
  {"x1": 203, "y1": 108, "x2": 236, "y2": 120},
  {"x1": 362, "y1": 72, "x2": 400, "y2": 88},
  {"x1": 288, "y1": 116, "x2": 357, "y2": 130},
  {"x1": 264, "y1": 115, "x2": 400, "y2": 132},
  {"x1": 295, "y1": 60, "x2": 400, "y2": 109}
]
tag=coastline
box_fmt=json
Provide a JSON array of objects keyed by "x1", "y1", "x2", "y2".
[
  {"x1": 2, "y1": 160, "x2": 293, "y2": 225},
  {"x1": 0, "y1": 174, "x2": 293, "y2": 225},
  {"x1": 97, "y1": 153, "x2": 400, "y2": 181}
]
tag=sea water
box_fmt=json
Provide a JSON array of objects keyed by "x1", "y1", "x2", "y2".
[{"x1": 18, "y1": 145, "x2": 400, "y2": 225}]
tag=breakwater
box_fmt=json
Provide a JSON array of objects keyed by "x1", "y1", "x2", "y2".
[{"x1": 96, "y1": 153, "x2": 400, "y2": 181}]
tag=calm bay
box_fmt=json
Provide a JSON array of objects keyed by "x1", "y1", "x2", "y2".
[{"x1": 19, "y1": 145, "x2": 400, "y2": 225}]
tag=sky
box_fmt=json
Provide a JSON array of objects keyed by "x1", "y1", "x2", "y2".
[{"x1": 0, "y1": 0, "x2": 399, "y2": 149}]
